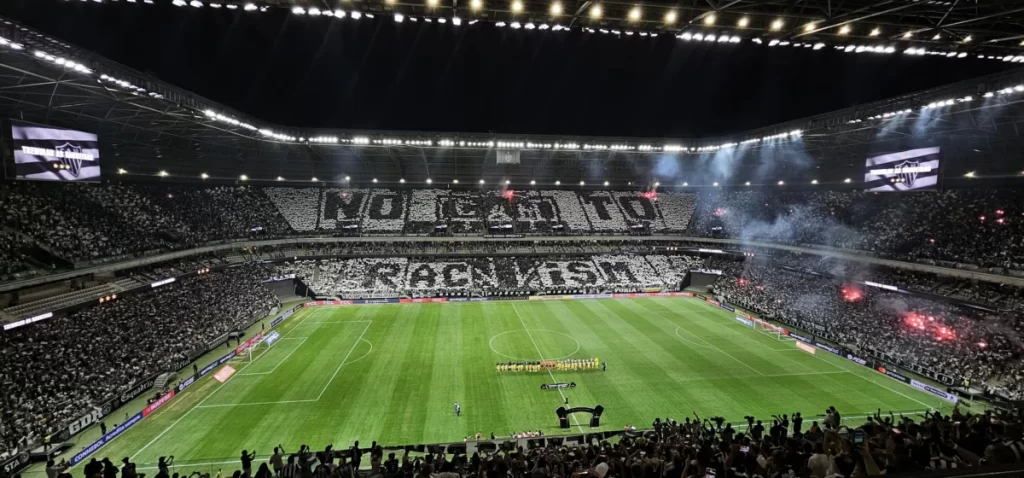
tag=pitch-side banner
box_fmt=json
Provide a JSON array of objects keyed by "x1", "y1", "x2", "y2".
[
  {"x1": 863, "y1": 147, "x2": 940, "y2": 192},
  {"x1": 11, "y1": 122, "x2": 101, "y2": 181},
  {"x1": 911, "y1": 379, "x2": 959, "y2": 403}
]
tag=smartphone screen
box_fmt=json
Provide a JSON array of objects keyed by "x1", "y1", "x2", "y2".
[
  {"x1": 853, "y1": 431, "x2": 864, "y2": 444},
  {"x1": 739, "y1": 446, "x2": 749, "y2": 453}
]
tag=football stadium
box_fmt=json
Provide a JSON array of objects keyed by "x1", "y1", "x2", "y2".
[{"x1": 2, "y1": 1, "x2": 1024, "y2": 478}]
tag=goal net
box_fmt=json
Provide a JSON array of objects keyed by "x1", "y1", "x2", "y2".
[
  {"x1": 755, "y1": 320, "x2": 793, "y2": 341},
  {"x1": 232, "y1": 330, "x2": 280, "y2": 364}
]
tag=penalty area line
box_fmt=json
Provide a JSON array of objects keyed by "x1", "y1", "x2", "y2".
[
  {"x1": 130, "y1": 308, "x2": 326, "y2": 460},
  {"x1": 315, "y1": 321, "x2": 373, "y2": 401}
]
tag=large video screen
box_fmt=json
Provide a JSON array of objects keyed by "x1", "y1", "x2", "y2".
[
  {"x1": 11, "y1": 122, "x2": 100, "y2": 181},
  {"x1": 863, "y1": 147, "x2": 940, "y2": 192}
]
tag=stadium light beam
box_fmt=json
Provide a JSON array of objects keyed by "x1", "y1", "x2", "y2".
[
  {"x1": 664, "y1": 10, "x2": 676, "y2": 23},
  {"x1": 737, "y1": 16, "x2": 748, "y2": 28},
  {"x1": 703, "y1": 13, "x2": 715, "y2": 26},
  {"x1": 590, "y1": 4, "x2": 601, "y2": 18}
]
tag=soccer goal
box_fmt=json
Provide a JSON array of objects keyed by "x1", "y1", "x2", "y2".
[
  {"x1": 755, "y1": 321, "x2": 794, "y2": 341},
  {"x1": 233, "y1": 330, "x2": 280, "y2": 364}
]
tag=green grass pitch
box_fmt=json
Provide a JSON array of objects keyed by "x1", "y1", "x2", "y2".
[{"x1": 89, "y1": 297, "x2": 948, "y2": 473}]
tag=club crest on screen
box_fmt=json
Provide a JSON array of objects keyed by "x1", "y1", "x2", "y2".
[
  {"x1": 895, "y1": 159, "x2": 920, "y2": 187},
  {"x1": 55, "y1": 142, "x2": 85, "y2": 178}
]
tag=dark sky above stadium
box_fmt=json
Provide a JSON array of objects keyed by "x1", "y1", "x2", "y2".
[{"x1": 2, "y1": 0, "x2": 1015, "y2": 138}]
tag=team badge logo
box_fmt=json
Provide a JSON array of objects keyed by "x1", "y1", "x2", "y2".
[
  {"x1": 55, "y1": 142, "x2": 84, "y2": 178},
  {"x1": 895, "y1": 159, "x2": 920, "y2": 187}
]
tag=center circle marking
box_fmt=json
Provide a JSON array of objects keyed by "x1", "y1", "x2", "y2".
[{"x1": 488, "y1": 329, "x2": 581, "y2": 361}]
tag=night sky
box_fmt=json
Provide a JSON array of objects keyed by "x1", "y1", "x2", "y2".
[{"x1": 1, "y1": 0, "x2": 1015, "y2": 138}]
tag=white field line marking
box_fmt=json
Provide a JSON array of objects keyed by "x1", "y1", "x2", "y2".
[
  {"x1": 294, "y1": 323, "x2": 374, "y2": 327},
  {"x1": 296, "y1": 308, "x2": 324, "y2": 325},
  {"x1": 688, "y1": 301, "x2": 794, "y2": 352},
  {"x1": 674, "y1": 325, "x2": 793, "y2": 353},
  {"x1": 197, "y1": 398, "x2": 319, "y2": 408},
  {"x1": 657, "y1": 310, "x2": 767, "y2": 377},
  {"x1": 315, "y1": 321, "x2": 373, "y2": 401},
  {"x1": 206, "y1": 337, "x2": 372, "y2": 403},
  {"x1": 344, "y1": 338, "x2": 374, "y2": 366},
  {"x1": 663, "y1": 370, "x2": 847, "y2": 384},
  {"x1": 237, "y1": 337, "x2": 309, "y2": 376},
  {"x1": 686, "y1": 299, "x2": 938, "y2": 410},
  {"x1": 803, "y1": 348, "x2": 936, "y2": 409},
  {"x1": 131, "y1": 308, "x2": 325, "y2": 459},
  {"x1": 511, "y1": 304, "x2": 585, "y2": 433},
  {"x1": 765, "y1": 370, "x2": 849, "y2": 378}
]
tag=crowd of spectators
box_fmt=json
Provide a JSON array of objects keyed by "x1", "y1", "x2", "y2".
[
  {"x1": 0, "y1": 231, "x2": 32, "y2": 281},
  {"x1": 0, "y1": 266, "x2": 278, "y2": 459},
  {"x1": 0, "y1": 184, "x2": 701, "y2": 270},
  {"x1": 1, "y1": 182, "x2": 175, "y2": 262},
  {"x1": 5, "y1": 183, "x2": 1024, "y2": 271},
  {"x1": 273, "y1": 254, "x2": 699, "y2": 299},
  {"x1": 76, "y1": 405, "x2": 1024, "y2": 478},
  {"x1": 6, "y1": 182, "x2": 1024, "y2": 477},
  {"x1": 769, "y1": 251, "x2": 1024, "y2": 312},
  {"x1": 0, "y1": 183, "x2": 293, "y2": 264},
  {"x1": 710, "y1": 264, "x2": 1024, "y2": 399},
  {"x1": 694, "y1": 189, "x2": 1024, "y2": 270}
]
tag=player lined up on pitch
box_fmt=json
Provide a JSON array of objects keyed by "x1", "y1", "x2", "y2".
[{"x1": 495, "y1": 358, "x2": 605, "y2": 372}]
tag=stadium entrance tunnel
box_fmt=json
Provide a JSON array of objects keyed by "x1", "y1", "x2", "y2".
[{"x1": 557, "y1": 405, "x2": 604, "y2": 429}]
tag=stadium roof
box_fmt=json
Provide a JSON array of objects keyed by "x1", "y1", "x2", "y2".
[
  {"x1": 2, "y1": 15, "x2": 1024, "y2": 187},
  {"x1": 22, "y1": 0, "x2": 1024, "y2": 53}
]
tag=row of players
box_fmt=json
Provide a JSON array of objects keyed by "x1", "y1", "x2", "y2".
[{"x1": 495, "y1": 358, "x2": 605, "y2": 372}]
